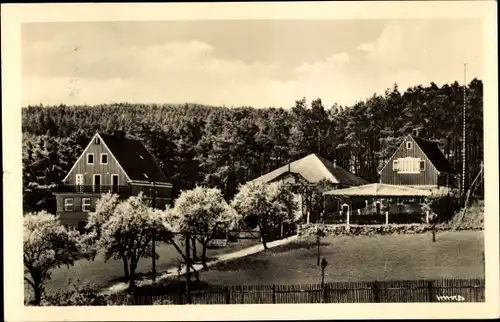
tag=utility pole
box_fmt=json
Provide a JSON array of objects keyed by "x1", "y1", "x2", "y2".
[
  {"x1": 151, "y1": 182, "x2": 156, "y2": 282},
  {"x1": 316, "y1": 227, "x2": 321, "y2": 266},
  {"x1": 185, "y1": 232, "x2": 191, "y2": 304},
  {"x1": 462, "y1": 63, "x2": 467, "y2": 195}
]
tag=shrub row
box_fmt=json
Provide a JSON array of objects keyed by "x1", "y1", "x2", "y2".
[
  {"x1": 26, "y1": 283, "x2": 173, "y2": 306},
  {"x1": 297, "y1": 223, "x2": 482, "y2": 237}
]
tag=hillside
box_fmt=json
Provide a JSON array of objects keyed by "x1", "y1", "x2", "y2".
[
  {"x1": 22, "y1": 80, "x2": 484, "y2": 213},
  {"x1": 452, "y1": 200, "x2": 484, "y2": 230}
]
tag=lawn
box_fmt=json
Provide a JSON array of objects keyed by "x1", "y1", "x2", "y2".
[
  {"x1": 197, "y1": 230, "x2": 484, "y2": 285},
  {"x1": 27, "y1": 237, "x2": 259, "y2": 296}
]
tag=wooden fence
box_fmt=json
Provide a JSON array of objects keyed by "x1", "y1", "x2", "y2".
[{"x1": 123, "y1": 278, "x2": 484, "y2": 305}]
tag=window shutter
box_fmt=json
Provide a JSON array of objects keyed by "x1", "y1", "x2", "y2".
[{"x1": 413, "y1": 158, "x2": 419, "y2": 172}]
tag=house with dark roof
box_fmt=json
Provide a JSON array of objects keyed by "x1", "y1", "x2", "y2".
[
  {"x1": 53, "y1": 131, "x2": 172, "y2": 232},
  {"x1": 378, "y1": 135, "x2": 459, "y2": 189},
  {"x1": 250, "y1": 153, "x2": 367, "y2": 224}
]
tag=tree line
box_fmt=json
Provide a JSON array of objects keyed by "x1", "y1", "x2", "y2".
[{"x1": 22, "y1": 79, "x2": 484, "y2": 212}]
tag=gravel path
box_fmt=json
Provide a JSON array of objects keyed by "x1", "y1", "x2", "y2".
[{"x1": 100, "y1": 235, "x2": 299, "y2": 295}]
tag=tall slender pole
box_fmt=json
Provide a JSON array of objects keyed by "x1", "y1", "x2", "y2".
[
  {"x1": 316, "y1": 231, "x2": 320, "y2": 266},
  {"x1": 185, "y1": 232, "x2": 191, "y2": 304},
  {"x1": 462, "y1": 63, "x2": 467, "y2": 195},
  {"x1": 152, "y1": 182, "x2": 156, "y2": 282}
]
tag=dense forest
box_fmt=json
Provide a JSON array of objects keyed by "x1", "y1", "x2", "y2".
[{"x1": 22, "y1": 79, "x2": 484, "y2": 213}]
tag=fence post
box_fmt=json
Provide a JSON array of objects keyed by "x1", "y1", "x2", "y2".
[
  {"x1": 225, "y1": 286, "x2": 230, "y2": 304},
  {"x1": 372, "y1": 281, "x2": 381, "y2": 303},
  {"x1": 427, "y1": 281, "x2": 434, "y2": 302},
  {"x1": 272, "y1": 285, "x2": 276, "y2": 304},
  {"x1": 322, "y1": 283, "x2": 329, "y2": 303}
]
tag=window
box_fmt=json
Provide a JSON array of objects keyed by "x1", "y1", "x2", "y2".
[
  {"x1": 419, "y1": 160, "x2": 426, "y2": 171},
  {"x1": 392, "y1": 160, "x2": 399, "y2": 171},
  {"x1": 87, "y1": 153, "x2": 94, "y2": 164},
  {"x1": 82, "y1": 198, "x2": 91, "y2": 212},
  {"x1": 396, "y1": 157, "x2": 421, "y2": 173},
  {"x1": 95, "y1": 137, "x2": 100, "y2": 145},
  {"x1": 406, "y1": 141, "x2": 412, "y2": 149},
  {"x1": 100, "y1": 153, "x2": 108, "y2": 164},
  {"x1": 64, "y1": 198, "x2": 74, "y2": 212}
]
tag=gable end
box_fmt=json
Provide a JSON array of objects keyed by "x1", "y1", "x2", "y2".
[{"x1": 62, "y1": 133, "x2": 132, "y2": 182}]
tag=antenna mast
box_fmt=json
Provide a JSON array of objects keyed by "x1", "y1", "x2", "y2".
[{"x1": 462, "y1": 63, "x2": 467, "y2": 194}]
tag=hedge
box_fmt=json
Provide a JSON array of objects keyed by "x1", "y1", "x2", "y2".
[{"x1": 298, "y1": 223, "x2": 482, "y2": 237}]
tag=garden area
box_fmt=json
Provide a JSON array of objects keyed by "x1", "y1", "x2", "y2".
[
  {"x1": 197, "y1": 230, "x2": 484, "y2": 285},
  {"x1": 32, "y1": 236, "x2": 259, "y2": 296},
  {"x1": 23, "y1": 180, "x2": 298, "y2": 305},
  {"x1": 24, "y1": 174, "x2": 485, "y2": 305}
]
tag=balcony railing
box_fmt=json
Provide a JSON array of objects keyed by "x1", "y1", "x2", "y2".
[
  {"x1": 54, "y1": 185, "x2": 132, "y2": 194},
  {"x1": 54, "y1": 184, "x2": 172, "y2": 199}
]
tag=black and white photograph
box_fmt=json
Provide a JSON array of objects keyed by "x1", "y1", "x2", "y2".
[{"x1": 2, "y1": 1, "x2": 499, "y2": 321}]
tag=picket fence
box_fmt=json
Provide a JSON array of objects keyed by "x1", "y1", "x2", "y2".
[{"x1": 120, "y1": 278, "x2": 484, "y2": 305}]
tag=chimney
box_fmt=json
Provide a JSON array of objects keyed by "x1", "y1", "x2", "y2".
[
  {"x1": 333, "y1": 159, "x2": 337, "y2": 168},
  {"x1": 115, "y1": 130, "x2": 126, "y2": 139}
]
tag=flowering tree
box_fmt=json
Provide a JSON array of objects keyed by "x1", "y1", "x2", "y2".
[
  {"x1": 23, "y1": 211, "x2": 82, "y2": 305},
  {"x1": 87, "y1": 193, "x2": 173, "y2": 288},
  {"x1": 83, "y1": 193, "x2": 125, "y2": 273},
  {"x1": 231, "y1": 181, "x2": 298, "y2": 249},
  {"x1": 172, "y1": 186, "x2": 240, "y2": 268}
]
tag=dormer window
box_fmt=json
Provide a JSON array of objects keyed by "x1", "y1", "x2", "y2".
[
  {"x1": 95, "y1": 137, "x2": 101, "y2": 145},
  {"x1": 406, "y1": 141, "x2": 412, "y2": 149},
  {"x1": 87, "y1": 153, "x2": 94, "y2": 164}
]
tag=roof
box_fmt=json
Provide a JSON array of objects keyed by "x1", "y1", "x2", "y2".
[
  {"x1": 99, "y1": 134, "x2": 169, "y2": 183},
  {"x1": 323, "y1": 183, "x2": 433, "y2": 197},
  {"x1": 250, "y1": 153, "x2": 368, "y2": 186},
  {"x1": 411, "y1": 136, "x2": 458, "y2": 175}
]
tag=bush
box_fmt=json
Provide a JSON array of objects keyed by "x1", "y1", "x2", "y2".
[
  {"x1": 40, "y1": 282, "x2": 107, "y2": 306},
  {"x1": 421, "y1": 190, "x2": 463, "y2": 223},
  {"x1": 152, "y1": 297, "x2": 174, "y2": 305},
  {"x1": 38, "y1": 281, "x2": 135, "y2": 306},
  {"x1": 299, "y1": 223, "x2": 438, "y2": 237}
]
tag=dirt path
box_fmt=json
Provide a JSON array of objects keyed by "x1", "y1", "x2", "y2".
[{"x1": 100, "y1": 235, "x2": 299, "y2": 295}]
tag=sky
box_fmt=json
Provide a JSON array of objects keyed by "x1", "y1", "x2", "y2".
[{"x1": 21, "y1": 19, "x2": 483, "y2": 108}]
